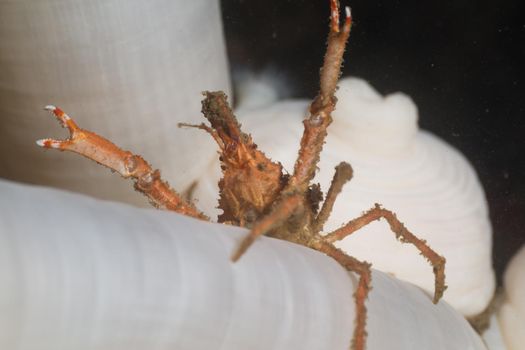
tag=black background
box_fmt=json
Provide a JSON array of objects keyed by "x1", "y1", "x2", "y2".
[{"x1": 221, "y1": 0, "x2": 525, "y2": 283}]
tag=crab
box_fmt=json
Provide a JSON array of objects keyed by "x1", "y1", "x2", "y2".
[{"x1": 36, "y1": 1, "x2": 446, "y2": 349}]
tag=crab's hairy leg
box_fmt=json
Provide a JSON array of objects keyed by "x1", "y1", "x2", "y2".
[
  {"x1": 324, "y1": 204, "x2": 447, "y2": 304},
  {"x1": 313, "y1": 162, "x2": 353, "y2": 233},
  {"x1": 231, "y1": 194, "x2": 304, "y2": 262},
  {"x1": 37, "y1": 106, "x2": 208, "y2": 221},
  {"x1": 310, "y1": 239, "x2": 371, "y2": 350},
  {"x1": 231, "y1": 1, "x2": 352, "y2": 259},
  {"x1": 287, "y1": 1, "x2": 352, "y2": 192},
  {"x1": 320, "y1": 2, "x2": 352, "y2": 107}
]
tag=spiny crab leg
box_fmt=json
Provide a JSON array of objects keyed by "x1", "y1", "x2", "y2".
[
  {"x1": 37, "y1": 106, "x2": 208, "y2": 220},
  {"x1": 324, "y1": 204, "x2": 447, "y2": 304},
  {"x1": 313, "y1": 162, "x2": 354, "y2": 233},
  {"x1": 309, "y1": 240, "x2": 371, "y2": 350},
  {"x1": 290, "y1": 2, "x2": 351, "y2": 192},
  {"x1": 232, "y1": 1, "x2": 352, "y2": 259},
  {"x1": 230, "y1": 193, "x2": 304, "y2": 262}
]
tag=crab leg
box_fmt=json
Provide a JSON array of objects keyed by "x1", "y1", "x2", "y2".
[
  {"x1": 230, "y1": 193, "x2": 304, "y2": 262},
  {"x1": 232, "y1": 1, "x2": 352, "y2": 258},
  {"x1": 37, "y1": 106, "x2": 208, "y2": 220},
  {"x1": 313, "y1": 162, "x2": 354, "y2": 233},
  {"x1": 288, "y1": 2, "x2": 352, "y2": 192},
  {"x1": 310, "y1": 239, "x2": 372, "y2": 350},
  {"x1": 324, "y1": 204, "x2": 447, "y2": 304}
]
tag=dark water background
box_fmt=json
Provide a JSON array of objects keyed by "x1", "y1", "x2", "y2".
[{"x1": 221, "y1": 0, "x2": 525, "y2": 283}]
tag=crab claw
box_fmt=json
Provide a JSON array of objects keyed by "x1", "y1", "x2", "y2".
[
  {"x1": 36, "y1": 105, "x2": 81, "y2": 150},
  {"x1": 44, "y1": 105, "x2": 80, "y2": 132},
  {"x1": 35, "y1": 138, "x2": 64, "y2": 149},
  {"x1": 330, "y1": 0, "x2": 352, "y2": 34}
]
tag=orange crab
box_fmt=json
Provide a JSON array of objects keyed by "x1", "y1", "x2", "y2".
[{"x1": 37, "y1": 1, "x2": 446, "y2": 349}]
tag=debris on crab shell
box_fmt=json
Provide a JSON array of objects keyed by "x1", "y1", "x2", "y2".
[
  {"x1": 193, "y1": 76, "x2": 495, "y2": 318},
  {"x1": 0, "y1": 179, "x2": 486, "y2": 350}
]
